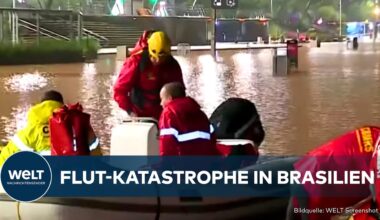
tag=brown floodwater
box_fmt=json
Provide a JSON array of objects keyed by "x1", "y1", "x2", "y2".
[{"x1": 1, "y1": 42, "x2": 380, "y2": 156}]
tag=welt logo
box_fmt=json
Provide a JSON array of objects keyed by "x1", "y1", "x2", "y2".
[{"x1": 6, "y1": 169, "x2": 46, "y2": 185}]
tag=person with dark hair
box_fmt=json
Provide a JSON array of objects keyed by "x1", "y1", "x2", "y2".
[
  {"x1": 0, "y1": 90, "x2": 100, "y2": 166},
  {"x1": 113, "y1": 30, "x2": 185, "y2": 120},
  {"x1": 40, "y1": 90, "x2": 64, "y2": 103},
  {"x1": 0, "y1": 90, "x2": 64, "y2": 165},
  {"x1": 158, "y1": 82, "x2": 217, "y2": 156},
  {"x1": 209, "y1": 98, "x2": 265, "y2": 157}
]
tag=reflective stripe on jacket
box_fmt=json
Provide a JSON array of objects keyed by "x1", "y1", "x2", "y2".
[
  {"x1": 159, "y1": 97, "x2": 217, "y2": 156},
  {"x1": 0, "y1": 100, "x2": 63, "y2": 166}
]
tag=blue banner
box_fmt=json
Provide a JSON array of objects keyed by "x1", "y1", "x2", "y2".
[{"x1": 0, "y1": 152, "x2": 375, "y2": 202}]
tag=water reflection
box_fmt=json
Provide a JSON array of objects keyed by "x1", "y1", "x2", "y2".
[
  {"x1": 4, "y1": 72, "x2": 49, "y2": 93},
  {"x1": 195, "y1": 54, "x2": 227, "y2": 116},
  {"x1": 0, "y1": 105, "x2": 29, "y2": 143},
  {"x1": 2, "y1": 43, "x2": 380, "y2": 155}
]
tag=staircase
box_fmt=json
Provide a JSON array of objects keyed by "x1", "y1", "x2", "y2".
[
  {"x1": 18, "y1": 19, "x2": 70, "y2": 45},
  {"x1": 83, "y1": 20, "x2": 145, "y2": 48},
  {"x1": 17, "y1": 13, "x2": 109, "y2": 47}
]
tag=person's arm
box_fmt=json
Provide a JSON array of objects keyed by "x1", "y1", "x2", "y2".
[
  {"x1": 171, "y1": 57, "x2": 185, "y2": 88},
  {"x1": 113, "y1": 56, "x2": 139, "y2": 113},
  {"x1": 0, "y1": 128, "x2": 30, "y2": 166},
  {"x1": 0, "y1": 141, "x2": 19, "y2": 167},
  {"x1": 159, "y1": 110, "x2": 180, "y2": 156}
]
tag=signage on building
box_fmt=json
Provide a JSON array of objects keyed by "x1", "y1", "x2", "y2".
[{"x1": 211, "y1": 0, "x2": 238, "y2": 9}]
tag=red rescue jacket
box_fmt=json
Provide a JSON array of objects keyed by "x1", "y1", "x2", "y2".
[
  {"x1": 216, "y1": 140, "x2": 258, "y2": 157},
  {"x1": 113, "y1": 32, "x2": 184, "y2": 120},
  {"x1": 349, "y1": 136, "x2": 380, "y2": 220},
  {"x1": 159, "y1": 97, "x2": 217, "y2": 156},
  {"x1": 292, "y1": 126, "x2": 380, "y2": 220},
  {"x1": 49, "y1": 103, "x2": 98, "y2": 156},
  {"x1": 349, "y1": 197, "x2": 379, "y2": 220}
]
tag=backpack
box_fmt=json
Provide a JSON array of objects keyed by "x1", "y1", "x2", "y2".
[{"x1": 49, "y1": 103, "x2": 91, "y2": 156}]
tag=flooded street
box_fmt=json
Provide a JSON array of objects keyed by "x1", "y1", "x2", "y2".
[{"x1": 1, "y1": 42, "x2": 380, "y2": 156}]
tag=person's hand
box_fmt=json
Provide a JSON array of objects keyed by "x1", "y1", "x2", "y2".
[
  {"x1": 128, "y1": 111, "x2": 138, "y2": 122},
  {"x1": 129, "y1": 111, "x2": 138, "y2": 117}
]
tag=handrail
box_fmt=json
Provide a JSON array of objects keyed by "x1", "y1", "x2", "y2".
[
  {"x1": 0, "y1": 7, "x2": 74, "y2": 14},
  {"x1": 34, "y1": 18, "x2": 108, "y2": 42},
  {"x1": 4, "y1": 7, "x2": 111, "y2": 44},
  {"x1": 83, "y1": 28, "x2": 108, "y2": 42},
  {"x1": 19, "y1": 23, "x2": 62, "y2": 41},
  {"x1": 19, "y1": 19, "x2": 70, "y2": 41}
]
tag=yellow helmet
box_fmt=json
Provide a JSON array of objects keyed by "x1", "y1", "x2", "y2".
[{"x1": 147, "y1": 31, "x2": 171, "y2": 58}]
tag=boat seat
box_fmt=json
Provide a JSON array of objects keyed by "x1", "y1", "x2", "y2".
[{"x1": 110, "y1": 117, "x2": 159, "y2": 156}]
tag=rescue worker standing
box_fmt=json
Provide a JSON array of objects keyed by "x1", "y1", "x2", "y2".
[
  {"x1": 113, "y1": 30, "x2": 185, "y2": 120},
  {"x1": 159, "y1": 82, "x2": 217, "y2": 156},
  {"x1": 0, "y1": 90, "x2": 64, "y2": 166},
  {"x1": 286, "y1": 126, "x2": 380, "y2": 220}
]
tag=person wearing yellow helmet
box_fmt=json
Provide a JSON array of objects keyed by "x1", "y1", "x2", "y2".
[
  {"x1": 147, "y1": 31, "x2": 172, "y2": 65},
  {"x1": 113, "y1": 30, "x2": 185, "y2": 120}
]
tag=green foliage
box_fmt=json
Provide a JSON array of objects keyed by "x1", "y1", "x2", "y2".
[
  {"x1": 346, "y1": 1, "x2": 375, "y2": 21},
  {"x1": 269, "y1": 23, "x2": 285, "y2": 39},
  {"x1": 0, "y1": 39, "x2": 100, "y2": 65},
  {"x1": 317, "y1": 5, "x2": 338, "y2": 21}
]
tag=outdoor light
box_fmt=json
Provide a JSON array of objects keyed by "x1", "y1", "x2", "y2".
[
  {"x1": 374, "y1": 6, "x2": 380, "y2": 16},
  {"x1": 317, "y1": 18, "x2": 323, "y2": 25},
  {"x1": 369, "y1": 22, "x2": 374, "y2": 30},
  {"x1": 159, "y1": 1, "x2": 166, "y2": 6}
]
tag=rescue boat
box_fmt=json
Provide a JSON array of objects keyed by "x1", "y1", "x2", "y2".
[{"x1": 0, "y1": 118, "x2": 297, "y2": 219}]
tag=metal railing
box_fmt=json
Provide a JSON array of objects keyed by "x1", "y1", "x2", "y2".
[
  {"x1": 77, "y1": 12, "x2": 108, "y2": 44},
  {"x1": 19, "y1": 18, "x2": 70, "y2": 41},
  {"x1": 0, "y1": 7, "x2": 108, "y2": 45}
]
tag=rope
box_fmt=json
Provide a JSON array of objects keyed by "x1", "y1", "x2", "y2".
[{"x1": 17, "y1": 202, "x2": 21, "y2": 220}]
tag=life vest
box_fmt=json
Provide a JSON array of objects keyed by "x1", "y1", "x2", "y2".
[
  {"x1": 292, "y1": 126, "x2": 380, "y2": 220},
  {"x1": 49, "y1": 103, "x2": 96, "y2": 156}
]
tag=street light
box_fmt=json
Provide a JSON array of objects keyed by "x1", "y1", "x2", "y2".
[
  {"x1": 374, "y1": 5, "x2": 380, "y2": 40},
  {"x1": 374, "y1": 6, "x2": 380, "y2": 16},
  {"x1": 339, "y1": 0, "x2": 342, "y2": 37},
  {"x1": 270, "y1": 0, "x2": 273, "y2": 16}
]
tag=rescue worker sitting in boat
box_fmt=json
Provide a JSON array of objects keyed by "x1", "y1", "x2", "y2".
[
  {"x1": 0, "y1": 90, "x2": 100, "y2": 166},
  {"x1": 113, "y1": 30, "x2": 185, "y2": 120},
  {"x1": 158, "y1": 82, "x2": 218, "y2": 156},
  {"x1": 209, "y1": 98, "x2": 265, "y2": 158}
]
